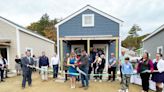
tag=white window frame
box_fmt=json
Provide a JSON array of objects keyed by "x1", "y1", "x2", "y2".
[
  {"x1": 157, "y1": 46, "x2": 163, "y2": 54},
  {"x1": 26, "y1": 48, "x2": 33, "y2": 56},
  {"x1": 82, "y1": 14, "x2": 94, "y2": 27}
]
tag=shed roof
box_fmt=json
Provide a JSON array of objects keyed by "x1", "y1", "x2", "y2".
[
  {"x1": 143, "y1": 24, "x2": 164, "y2": 41},
  {"x1": 55, "y1": 5, "x2": 123, "y2": 27},
  {"x1": 0, "y1": 16, "x2": 55, "y2": 44}
]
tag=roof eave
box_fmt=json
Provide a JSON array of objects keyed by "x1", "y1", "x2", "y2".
[
  {"x1": 142, "y1": 24, "x2": 164, "y2": 42},
  {"x1": 55, "y1": 5, "x2": 123, "y2": 27}
]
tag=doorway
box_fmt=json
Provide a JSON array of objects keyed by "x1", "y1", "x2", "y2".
[{"x1": 0, "y1": 48, "x2": 7, "y2": 59}]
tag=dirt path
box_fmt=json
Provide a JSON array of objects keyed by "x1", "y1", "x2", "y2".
[{"x1": 0, "y1": 73, "x2": 154, "y2": 92}]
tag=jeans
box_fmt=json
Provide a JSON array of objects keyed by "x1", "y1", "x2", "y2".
[
  {"x1": 81, "y1": 68, "x2": 89, "y2": 87},
  {"x1": 0, "y1": 68, "x2": 4, "y2": 81},
  {"x1": 53, "y1": 65, "x2": 58, "y2": 78},
  {"x1": 88, "y1": 65, "x2": 92, "y2": 80},
  {"x1": 120, "y1": 66, "x2": 123, "y2": 82},
  {"x1": 22, "y1": 69, "x2": 32, "y2": 87},
  {"x1": 121, "y1": 74, "x2": 131, "y2": 90}
]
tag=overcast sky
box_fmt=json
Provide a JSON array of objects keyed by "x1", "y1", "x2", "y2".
[{"x1": 0, "y1": 0, "x2": 164, "y2": 39}]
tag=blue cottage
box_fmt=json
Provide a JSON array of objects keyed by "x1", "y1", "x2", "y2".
[{"x1": 55, "y1": 5, "x2": 123, "y2": 70}]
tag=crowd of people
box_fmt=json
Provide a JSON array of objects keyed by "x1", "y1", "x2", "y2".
[{"x1": 0, "y1": 48, "x2": 164, "y2": 92}]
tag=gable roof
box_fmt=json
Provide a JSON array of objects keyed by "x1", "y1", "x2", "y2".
[
  {"x1": 142, "y1": 24, "x2": 164, "y2": 41},
  {"x1": 55, "y1": 5, "x2": 123, "y2": 27},
  {"x1": 0, "y1": 16, "x2": 55, "y2": 44}
]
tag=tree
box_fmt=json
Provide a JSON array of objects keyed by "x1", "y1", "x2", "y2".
[
  {"x1": 128, "y1": 24, "x2": 142, "y2": 37},
  {"x1": 122, "y1": 34, "x2": 149, "y2": 50},
  {"x1": 27, "y1": 13, "x2": 58, "y2": 41},
  {"x1": 122, "y1": 24, "x2": 148, "y2": 50}
]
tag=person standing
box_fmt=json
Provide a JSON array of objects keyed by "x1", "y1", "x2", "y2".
[
  {"x1": 2, "y1": 57, "x2": 8, "y2": 78},
  {"x1": 21, "y1": 51, "x2": 34, "y2": 89},
  {"x1": 92, "y1": 48, "x2": 97, "y2": 79},
  {"x1": 15, "y1": 55, "x2": 22, "y2": 75},
  {"x1": 137, "y1": 52, "x2": 154, "y2": 92},
  {"x1": 108, "y1": 53, "x2": 117, "y2": 82},
  {"x1": 92, "y1": 55, "x2": 102, "y2": 82},
  {"x1": 67, "y1": 52, "x2": 77, "y2": 88},
  {"x1": 118, "y1": 57, "x2": 133, "y2": 92},
  {"x1": 63, "y1": 53, "x2": 69, "y2": 82},
  {"x1": 151, "y1": 53, "x2": 164, "y2": 92},
  {"x1": 0, "y1": 54, "x2": 5, "y2": 82},
  {"x1": 32, "y1": 55, "x2": 37, "y2": 72},
  {"x1": 77, "y1": 50, "x2": 89, "y2": 90},
  {"x1": 97, "y1": 54, "x2": 106, "y2": 82},
  {"x1": 119, "y1": 50, "x2": 127, "y2": 84},
  {"x1": 39, "y1": 51, "x2": 49, "y2": 81},
  {"x1": 88, "y1": 54, "x2": 93, "y2": 80},
  {"x1": 51, "y1": 53, "x2": 59, "y2": 79}
]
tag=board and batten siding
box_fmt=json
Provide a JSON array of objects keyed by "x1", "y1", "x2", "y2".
[
  {"x1": 19, "y1": 30, "x2": 55, "y2": 60},
  {"x1": 143, "y1": 29, "x2": 164, "y2": 59},
  {"x1": 0, "y1": 20, "x2": 17, "y2": 69},
  {"x1": 59, "y1": 9, "x2": 119, "y2": 37}
]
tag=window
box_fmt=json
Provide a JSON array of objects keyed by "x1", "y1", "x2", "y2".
[
  {"x1": 82, "y1": 14, "x2": 94, "y2": 27},
  {"x1": 157, "y1": 46, "x2": 163, "y2": 54}
]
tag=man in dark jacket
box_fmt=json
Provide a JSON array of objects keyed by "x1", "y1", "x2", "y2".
[
  {"x1": 39, "y1": 51, "x2": 49, "y2": 81},
  {"x1": 21, "y1": 51, "x2": 34, "y2": 89},
  {"x1": 78, "y1": 50, "x2": 89, "y2": 90}
]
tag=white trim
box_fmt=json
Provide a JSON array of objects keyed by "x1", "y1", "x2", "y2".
[
  {"x1": 55, "y1": 5, "x2": 123, "y2": 27},
  {"x1": 7, "y1": 47, "x2": 10, "y2": 68},
  {"x1": 119, "y1": 24, "x2": 122, "y2": 57},
  {"x1": 0, "y1": 17, "x2": 55, "y2": 44},
  {"x1": 106, "y1": 44, "x2": 109, "y2": 71},
  {"x1": 56, "y1": 26, "x2": 60, "y2": 56},
  {"x1": 64, "y1": 35, "x2": 112, "y2": 38},
  {"x1": 82, "y1": 14, "x2": 94, "y2": 27},
  {"x1": 16, "y1": 29, "x2": 21, "y2": 57},
  {"x1": 143, "y1": 24, "x2": 164, "y2": 41}
]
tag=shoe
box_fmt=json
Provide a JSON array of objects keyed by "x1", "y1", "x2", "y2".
[
  {"x1": 94, "y1": 79, "x2": 97, "y2": 82},
  {"x1": 79, "y1": 86, "x2": 85, "y2": 88},
  {"x1": 29, "y1": 84, "x2": 32, "y2": 87},
  {"x1": 99, "y1": 80, "x2": 102, "y2": 82},
  {"x1": 1, "y1": 80, "x2": 5, "y2": 82},
  {"x1": 84, "y1": 86, "x2": 88, "y2": 90},
  {"x1": 22, "y1": 87, "x2": 25, "y2": 89},
  {"x1": 118, "y1": 89, "x2": 124, "y2": 92},
  {"x1": 71, "y1": 86, "x2": 75, "y2": 89}
]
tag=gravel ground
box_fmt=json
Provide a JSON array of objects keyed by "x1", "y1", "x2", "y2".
[{"x1": 0, "y1": 73, "x2": 154, "y2": 92}]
